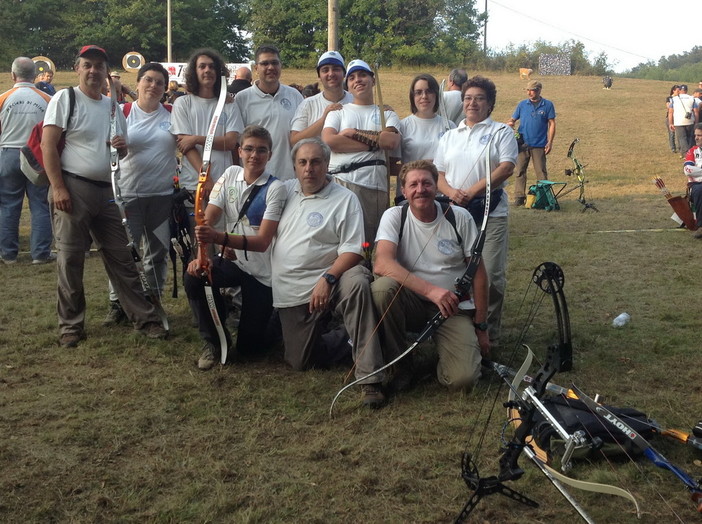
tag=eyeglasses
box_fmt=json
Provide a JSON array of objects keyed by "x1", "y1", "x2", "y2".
[
  {"x1": 258, "y1": 60, "x2": 281, "y2": 67},
  {"x1": 413, "y1": 89, "x2": 434, "y2": 97},
  {"x1": 241, "y1": 146, "x2": 270, "y2": 155},
  {"x1": 462, "y1": 95, "x2": 487, "y2": 103}
]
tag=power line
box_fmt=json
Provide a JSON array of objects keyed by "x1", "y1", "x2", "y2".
[{"x1": 488, "y1": 0, "x2": 651, "y2": 62}]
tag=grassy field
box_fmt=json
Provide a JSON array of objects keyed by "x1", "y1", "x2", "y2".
[{"x1": 1, "y1": 68, "x2": 700, "y2": 523}]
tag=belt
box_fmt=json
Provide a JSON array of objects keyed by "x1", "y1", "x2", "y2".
[
  {"x1": 63, "y1": 171, "x2": 112, "y2": 188},
  {"x1": 329, "y1": 159, "x2": 386, "y2": 175}
]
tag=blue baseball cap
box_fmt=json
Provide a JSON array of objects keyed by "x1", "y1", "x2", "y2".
[
  {"x1": 317, "y1": 51, "x2": 346, "y2": 73},
  {"x1": 346, "y1": 59, "x2": 373, "y2": 78}
]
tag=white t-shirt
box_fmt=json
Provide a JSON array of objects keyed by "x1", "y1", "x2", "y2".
[
  {"x1": 671, "y1": 94, "x2": 698, "y2": 126},
  {"x1": 271, "y1": 179, "x2": 364, "y2": 307},
  {"x1": 397, "y1": 114, "x2": 455, "y2": 163},
  {"x1": 44, "y1": 86, "x2": 127, "y2": 181},
  {"x1": 209, "y1": 166, "x2": 286, "y2": 286},
  {"x1": 323, "y1": 103, "x2": 401, "y2": 192},
  {"x1": 443, "y1": 90, "x2": 464, "y2": 125},
  {"x1": 120, "y1": 103, "x2": 177, "y2": 198},
  {"x1": 376, "y1": 202, "x2": 478, "y2": 308},
  {"x1": 234, "y1": 82, "x2": 303, "y2": 181},
  {"x1": 0, "y1": 83, "x2": 50, "y2": 147},
  {"x1": 434, "y1": 118, "x2": 518, "y2": 217},
  {"x1": 290, "y1": 90, "x2": 354, "y2": 133},
  {"x1": 170, "y1": 94, "x2": 243, "y2": 190}
]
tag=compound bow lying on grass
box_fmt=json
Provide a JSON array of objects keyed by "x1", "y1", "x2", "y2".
[{"x1": 558, "y1": 138, "x2": 598, "y2": 212}]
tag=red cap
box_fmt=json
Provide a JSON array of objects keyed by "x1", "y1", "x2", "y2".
[{"x1": 78, "y1": 45, "x2": 108, "y2": 61}]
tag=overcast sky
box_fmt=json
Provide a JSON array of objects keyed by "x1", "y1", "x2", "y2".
[{"x1": 484, "y1": 0, "x2": 697, "y2": 73}]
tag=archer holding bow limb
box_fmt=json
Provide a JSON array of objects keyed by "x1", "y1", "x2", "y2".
[
  {"x1": 185, "y1": 125, "x2": 285, "y2": 370},
  {"x1": 435, "y1": 76, "x2": 518, "y2": 350},
  {"x1": 372, "y1": 160, "x2": 489, "y2": 391}
]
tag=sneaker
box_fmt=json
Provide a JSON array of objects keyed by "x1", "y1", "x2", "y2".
[
  {"x1": 138, "y1": 322, "x2": 168, "y2": 339},
  {"x1": 32, "y1": 253, "x2": 57, "y2": 265},
  {"x1": 361, "y1": 383, "x2": 386, "y2": 409},
  {"x1": 59, "y1": 332, "x2": 86, "y2": 348},
  {"x1": 693, "y1": 229, "x2": 702, "y2": 239},
  {"x1": 103, "y1": 301, "x2": 127, "y2": 326},
  {"x1": 1, "y1": 257, "x2": 17, "y2": 265},
  {"x1": 513, "y1": 197, "x2": 527, "y2": 207},
  {"x1": 198, "y1": 343, "x2": 218, "y2": 370}
]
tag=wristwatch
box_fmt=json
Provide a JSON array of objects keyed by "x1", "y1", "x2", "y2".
[
  {"x1": 322, "y1": 272, "x2": 338, "y2": 286},
  {"x1": 474, "y1": 321, "x2": 489, "y2": 332}
]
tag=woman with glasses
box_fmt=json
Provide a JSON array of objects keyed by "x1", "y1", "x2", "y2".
[
  {"x1": 434, "y1": 76, "x2": 518, "y2": 349},
  {"x1": 104, "y1": 63, "x2": 177, "y2": 326},
  {"x1": 394, "y1": 74, "x2": 455, "y2": 198}
]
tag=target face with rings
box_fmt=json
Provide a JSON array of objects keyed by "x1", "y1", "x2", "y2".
[
  {"x1": 122, "y1": 52, "x2": 145, "y2": 71},
  {"x1": 32, "y1": 56, "x2": 55, "y2": 74}
]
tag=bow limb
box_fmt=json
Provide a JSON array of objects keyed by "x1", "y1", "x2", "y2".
[
  {"x1": 372, "y1": 64, "x2": 391, "y2": 196},
  {"x1": 572, "y1": 384, "x2": 702, "y2": 514},
  {"x1": 195, "y1": 76, "x2": 228, "y2": 364},
  {"x1": 108, "y1": 77, "x2": 169, "y2": 332}
]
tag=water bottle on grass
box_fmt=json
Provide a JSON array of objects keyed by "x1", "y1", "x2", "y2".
[{"x1": 612, "y1": 313, "x2": 630, "y2": 327}]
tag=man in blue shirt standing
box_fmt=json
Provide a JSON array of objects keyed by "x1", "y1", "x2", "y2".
[{"x1": 507, "y1": 80, "x2": 556, "y2": 207}]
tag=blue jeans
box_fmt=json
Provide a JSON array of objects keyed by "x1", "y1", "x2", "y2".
[{"x1": 0, "y1": 148, "x2": 52, "y2": 260}]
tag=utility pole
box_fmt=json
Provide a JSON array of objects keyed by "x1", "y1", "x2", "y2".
[
  {"x1": 167, "y1": 0, "x2": 173, "y2": 62},
  {"x1": 483, "y1": 0, "x2": 487, "y2": 54},
  {"x1": 328, "y1": 0, "x2": 339, "y2": 51}
]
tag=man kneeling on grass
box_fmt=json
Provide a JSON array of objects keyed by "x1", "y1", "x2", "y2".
[
  {"x1": 372, "y1": 160, "x2": 490, "y2": 392},
  {"x1": 186, "y1": 125, "x2": 285, "y2": 369},
  {"x1": 271, "y1": 137, "x2": 387, "y2": 408}
]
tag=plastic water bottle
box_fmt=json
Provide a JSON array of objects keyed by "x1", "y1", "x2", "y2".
[{"x1": 612, "y1": 313, "x2": 631, "y2": 327}]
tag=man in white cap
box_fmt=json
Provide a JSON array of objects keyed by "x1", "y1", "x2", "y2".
[
  {"x1": 321, "y1": 59, "x2": 400, "y2": 244},
  {"x1": 290, "y1": 51, "x2": 353, "y2": 145}
]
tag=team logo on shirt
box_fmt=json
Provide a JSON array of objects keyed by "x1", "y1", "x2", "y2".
[
  {"x1": 437, "y1": 238, "x2": 459, "y2": 255},
  {"x1": 372, "y1": 109, "x2": 381, "y2": 126},
  {"x1": 280, "y1": 98, "x2": 292, "y2": 110},
  {"x1": 307, "y1": 212, "x2": 323, "y2": 227},
  {"x1": 159, "y1": 121, "x2": 171, "y2": 131},
  {"x1": 479, "y1": 134, "x2": 492, "y2": 145},
  {"x1": 227, "y1": 187, "x2": 240, "y2": 203}
]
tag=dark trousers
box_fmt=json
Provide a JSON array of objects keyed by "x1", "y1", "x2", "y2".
[
  {"x1": 691, "y1": 183, "x2": 702, "y2": 228},
  {"x1": 185, "y1": 259, "x2": 273, "y2": 358}
]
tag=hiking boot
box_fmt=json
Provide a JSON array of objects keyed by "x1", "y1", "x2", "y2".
[
  {"x1": 513, "y1": 197, "x2": 526, "y2": 207},
  {"x1": 198, "y1": 343, "x2": 218, "y2": 371},
  {"x1": 59, "y1": 332, "x2": 86, "y2": 348},
  {"x1": 694, "y1": 229, "x2": 702, "y2": 239},
  {"x1": 1, "y1": 256, "x2": 17, "y2": 265},
  {"x1": 103, "y1": 300, "x2": 127, "y2": 326},
  {"x1": 361, "y1": 383, "x2": 386, "y2": 409},
  {"x1": 138, "y1": 322, "x2": 168, "y2": 340}
]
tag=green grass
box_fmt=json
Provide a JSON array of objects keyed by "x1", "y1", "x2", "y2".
[{"x1": 1, "y1": 69, "x2": 701, "y2": 523}]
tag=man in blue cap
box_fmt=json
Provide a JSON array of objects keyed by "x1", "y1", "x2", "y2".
[
  {"x1": 321, "y1": 59, "x2": 401, "y2": 244},
  {"x1": 290, "y1": 51, "x2": 353, "y2": 145}
]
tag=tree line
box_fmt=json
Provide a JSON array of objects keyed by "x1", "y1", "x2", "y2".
[{"x1": 1, "y1": 0, "x2": 615, "y2": 75}]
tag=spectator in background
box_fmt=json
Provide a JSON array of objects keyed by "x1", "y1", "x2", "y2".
[
  {"x1": 666, "y1": 85, "x2": 680, "y2": 154},
  {"x1": 0, "y1": 57, "x2": 54, "y2": 265},
  {"x1": 165, "y1": 80, "x2": 185, "y2": 104},
  {"x1": 227, "y1": 66, "x2": 252, "y2": 96},
  {"x1": 443, "y1": 68, "x2": 468, "y2": 125},
  {"x1": 668, "y1": 84, "x2": 698, "y2": 158},
  {"x1": 507, "y1": 80, "x2": 556, "y2": 207},
  {"x1": 35, "y1": 69, "x2": 56, "y2": 96}
]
